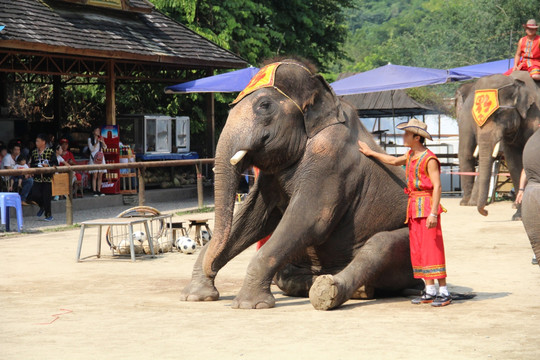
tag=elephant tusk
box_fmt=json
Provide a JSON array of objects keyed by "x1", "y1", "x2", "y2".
[
  {"x1": 473, "y1": 145, "x2": 479, "y2": 158},
  {"x1": 230, "y1": 150, "x2": 247, "y2": 165},
  {"x1": 492, "y1": 142, "x2": 500, "y2": 158}
]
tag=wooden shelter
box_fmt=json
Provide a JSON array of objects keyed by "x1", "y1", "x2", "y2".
[
  {"x1": 0, "y1": 0, "x2": 247, "y2": 155},
  {"x1": 339, "y1": 89, "x2": 438, "y2": 118}
]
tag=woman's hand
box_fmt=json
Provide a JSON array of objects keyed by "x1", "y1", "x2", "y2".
[{"x1": 426, "y1": 214, "x2": 438, "y2": 229}]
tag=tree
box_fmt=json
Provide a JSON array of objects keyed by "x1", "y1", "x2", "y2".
[{"x1": 150, "y1": 0, "x2": 354, "y2": 70}]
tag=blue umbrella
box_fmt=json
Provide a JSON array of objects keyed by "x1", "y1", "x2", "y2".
[
  {"x1": 448, "y1": 58, "x2": 514, "y2": 79},
  {"x1": 0, "y1": 25, "x2": 5, "y2": 32},
  {"x1": 330, "y1": 64, "x2": 451, "y2": 96},
  {"x1": 165, "y1": 67, "x2": 259, "y2": 94}
]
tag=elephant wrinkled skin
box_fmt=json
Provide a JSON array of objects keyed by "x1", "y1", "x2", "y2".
[
  {"x1": 456, "y1": 71, "x2": 540, "y2": 218},
  {"x1": 180, "y1": 59, "x2": 422, "y2": 310}
]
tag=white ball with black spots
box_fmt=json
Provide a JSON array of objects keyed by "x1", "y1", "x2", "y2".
[{"x1": 177, "y1": 236, "x2": 197, "y2": 254}]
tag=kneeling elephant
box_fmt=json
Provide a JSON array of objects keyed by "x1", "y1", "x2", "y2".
[{"x1": 180, "y1": 59, "x2": 422, "y2": 310}]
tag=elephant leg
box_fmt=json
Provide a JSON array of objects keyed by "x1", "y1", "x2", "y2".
[
  {"x1": 179, "y1": 244, "x2": 220, "y2": 301},
  {"x1": 309, "y1": 227, "x2": 420, "y2": 310},
  {"x1": 522, "y1": 184, "x2": 540, "y2": 265},
  {"x1": 503, "y1": 145, "x2": 524, "y2": 220},
  {"x1": 469, "y1": 178, "x2": 480, "y2": 206},
  {"x1": 180, "y1": 181, "x2": 282, "y2": 302}
]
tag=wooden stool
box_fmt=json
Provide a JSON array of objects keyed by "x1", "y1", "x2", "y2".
[
  {"x1": 187, "y1": 219, "x2": 213, "y2": 246},
  {"x1": 167, "y1": 221, "x2": 188, "y2": 240}
]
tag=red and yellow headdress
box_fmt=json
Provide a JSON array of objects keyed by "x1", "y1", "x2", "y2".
[{"x1": 231, "y1": 62, "x2": 312, "y2": 114}]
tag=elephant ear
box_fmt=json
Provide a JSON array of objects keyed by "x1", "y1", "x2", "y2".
[
  {"x1": 514, "y1": 79, "x2": 535, "y2": 120},
  {"x1": 302, "y1": 74, "x2": 346, "y2": 138}
]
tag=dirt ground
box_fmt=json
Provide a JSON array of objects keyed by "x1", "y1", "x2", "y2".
[{"x1": 1, "y1": 198, "x2": 539, "y2": 360}]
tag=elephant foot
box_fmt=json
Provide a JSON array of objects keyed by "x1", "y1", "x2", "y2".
[
  {"x1": 231, "y1": 289, "x2": 275, "y2": 309},
  {"x1": 460, "y1": 197, "x2": 470, "y2": 206},
  {"x1": 179, "y1": 277, "x2": 220, "y2": 302},
  {"x1": 309, "y1": 274, "x2": 350, "y2": 311}
]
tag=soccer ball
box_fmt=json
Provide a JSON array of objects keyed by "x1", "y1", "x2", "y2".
[
  {"x1": 142, "y1": 238, "x2": 160, "y2": 255},
  {"x1": 201, "y1": 230, "x2": 211, "y2": 243},
  {"x1": 133, "y1": 231, "x2": 146, "y2": 242},
  {"x1": 116, "y1": 238, "x2": 144, "y2": 255},
  {"x1": 176, "y1": 236, "x2": 197, "y2": 254},
  {"x1": 158, "y1": 236, "x2": 173, "y2": 253}
]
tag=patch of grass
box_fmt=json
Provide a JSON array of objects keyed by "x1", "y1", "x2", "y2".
[
  {"x1": 42, "y1": 224, "x2": 82, "y2": 232},
  {"x1": 176, "y1": 206, "x2": 215, "y2": 216}
]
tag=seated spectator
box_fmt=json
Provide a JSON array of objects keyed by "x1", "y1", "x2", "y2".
[
  {"x1": 9, "y1": 157, "x2": 29, "y2": 192},
  {"x1": 2, "y1": 142, "x2": 34, "y2": 205},
  {"x1": 57, "y1": 141, "x2": 83, "y2": 198},
  {"x1": 0, "y1": 145, "x2": 7, "y2": 166}
]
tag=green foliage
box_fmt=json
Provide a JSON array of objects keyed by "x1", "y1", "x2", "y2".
[
  {"x1": 151, "y1": 0, "x2": 354, "y2": 70},
  {"x1": 334, "y1": 0, "x2": 540, "y2": 108},
  {"x1": 341, "y1": 0, "x2": 540, "y2": 71}
]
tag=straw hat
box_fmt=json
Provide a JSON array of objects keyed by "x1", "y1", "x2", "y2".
[
  {"x1": 396, "y1": 118, "x2": 433, "y2": 141},
  {"x1": 523, "y1": 19, "x2": 539, "y2": 29}
]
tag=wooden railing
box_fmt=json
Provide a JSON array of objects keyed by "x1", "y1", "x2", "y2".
[{"x1": 0, "y1": 159, "x2": 215, "y2": 225}]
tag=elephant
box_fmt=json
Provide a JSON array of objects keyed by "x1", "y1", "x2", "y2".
[
  {"x1": 456, "y1": 71, "x2": 540, "y2": 218},
  {"x1": 521, "y1": 126, "x2": 540, "y2": 266},
  {"x1": 179, "y1": 58, "x2": 422, "y2": 310}
]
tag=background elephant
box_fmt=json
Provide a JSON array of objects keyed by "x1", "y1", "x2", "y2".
[
  {"x1": 521, "y1": 126, "x2": 540, "y2": 265},
  {"x1": 180, "y1": 59, "x2": 422, "y2": 310},
  {"x1": 456, "y1": 71, "x2": 540, "y2": 218}
]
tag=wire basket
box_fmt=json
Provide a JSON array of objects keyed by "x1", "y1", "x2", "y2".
[{"x1": 106, "y1": 206, "x2": 173, "y2": 256}]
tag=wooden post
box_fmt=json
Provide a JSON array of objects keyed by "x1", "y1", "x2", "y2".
[
  {"x1": 138, "y1": 167, "x2": 145, "y2": 206},
  {"x1": 196, "y1": 163, "x2": 203, "y2": 209},
  {"x1": 53, "y1": 75, "x2": 62, "y2": 133},
  {"x1": 205, "y1": 91, "x2": 215, "y2": 158},
  {"x1": 66, "y1": 170, "x2": 73, "y2": 225},
  {"x1": 106, "y1": 60, "x2": 116, "y2": 125}
]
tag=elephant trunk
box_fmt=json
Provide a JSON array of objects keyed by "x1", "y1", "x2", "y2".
[
  {"x1": 476, "y1": 138, "x2": 500, "y2": 216},
  {"x1": 202, "y1": 127, "x2": 246, "y2": 277}
]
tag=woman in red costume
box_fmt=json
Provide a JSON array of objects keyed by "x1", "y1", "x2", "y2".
[
  {"x1": 505, "y1": 19, "x2": 540, "y2": 80},
  {"x1": 358, "y1": 118, "x2": 451, "y2": 307}
]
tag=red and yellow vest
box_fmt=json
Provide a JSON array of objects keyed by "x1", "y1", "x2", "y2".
[
  {"x1": 519, "y1": 35, "x2": 540, "y2": 69},
  {"x1": 404, "y1": 149, "x2": 446, "y2": 222}
]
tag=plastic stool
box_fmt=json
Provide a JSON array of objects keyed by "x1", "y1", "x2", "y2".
[{"x1": 0, "y1": 192, "x2": 24, "y2": 232}]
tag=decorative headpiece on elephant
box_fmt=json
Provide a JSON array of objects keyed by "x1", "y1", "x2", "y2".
[
  {"x1": 456, "y1": 71, "x2": 540, "y2": 218},
  {"x1": 180, "y1": 57, "x2": 422, "y2": 310}
]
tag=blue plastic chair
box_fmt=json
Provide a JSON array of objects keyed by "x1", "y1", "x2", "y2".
[{"x1": 0, "y1": 192, "x2": 24, "y2": 232}]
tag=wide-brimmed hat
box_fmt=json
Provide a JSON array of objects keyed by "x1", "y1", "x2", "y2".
[
  {"x1": 523, "y1": 19, "x2": 539, "y2": 29},
  {"x1": 396, "y1": 118, "x2": 432, "y2": 141}
]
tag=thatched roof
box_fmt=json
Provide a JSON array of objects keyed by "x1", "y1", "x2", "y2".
[{"x1": 0, "y1": 0, "x2": 247, "y2": 69}]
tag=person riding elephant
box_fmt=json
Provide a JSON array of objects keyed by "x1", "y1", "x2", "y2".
[
  {"x1": 504, "y1": 19, "x2": 540, "y2": 81},
  {"x1": 515, "y1": 124, "x2": 540, "y2": 266},
  {"x1": 456, "y1": 71, "x2": 540, "y2": 218},
  {"x1": 180, "y1": 58, "x2": 422, "y2": 310}
]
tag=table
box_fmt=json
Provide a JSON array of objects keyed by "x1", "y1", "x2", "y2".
[
  {"x1": 76, "y1": 217, "x2": 169, "y2": 262},
  {"x1": 187, "y1": 218, "x2": 213, "y2": 246}
]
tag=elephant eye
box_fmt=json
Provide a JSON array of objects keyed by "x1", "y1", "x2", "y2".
[
  {"x1": 259, "y1": 101, "x2": 272, "y2": 110},
  {"x1": 254, "y1": 97, "x2": 276, "y2": 115}
]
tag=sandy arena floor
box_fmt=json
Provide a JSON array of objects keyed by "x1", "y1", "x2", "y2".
[{"x1": 1, "y1": 198, "x2": 539, "y2": 359}]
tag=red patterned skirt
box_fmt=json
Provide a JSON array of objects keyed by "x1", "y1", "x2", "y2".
[{"x1": 408, "y1": 216, "x2": 447, "y2": 280}]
